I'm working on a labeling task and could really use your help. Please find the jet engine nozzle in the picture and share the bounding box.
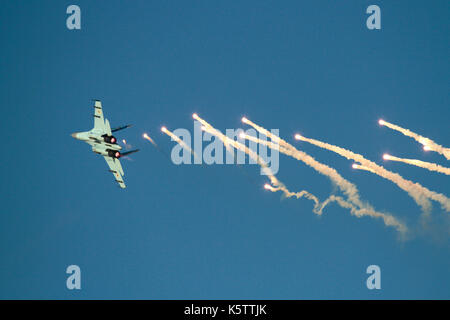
[107,149,121,159]
[103,135,117,144]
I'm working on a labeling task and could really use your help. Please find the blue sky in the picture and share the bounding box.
[0,1,449,299]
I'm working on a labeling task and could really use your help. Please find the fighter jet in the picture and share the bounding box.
[71,100,139,188]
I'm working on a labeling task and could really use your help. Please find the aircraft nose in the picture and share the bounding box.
[71,132,79,139]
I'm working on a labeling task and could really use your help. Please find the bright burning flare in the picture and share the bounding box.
[192,113,199,120]
[241,117,248,124]
[264,183,278,192]
[161,126,167,133]
[294,134,302,140]
[383,154,391,160]
[142,133,157,146]
[378,119,385,126]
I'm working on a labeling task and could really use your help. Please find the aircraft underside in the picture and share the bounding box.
[72,100,139,189]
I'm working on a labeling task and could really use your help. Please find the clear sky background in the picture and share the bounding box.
[0,1,449,299]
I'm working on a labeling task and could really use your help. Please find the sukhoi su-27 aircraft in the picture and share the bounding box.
[71,100,139,188]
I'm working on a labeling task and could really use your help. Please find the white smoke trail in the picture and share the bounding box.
[239,132,406,232]
[143,133,157,147]
[383,154,450,176]
[161,126,198,159]
[143,132,171,160]
[352,163,377,174]
[379,119,450,160]
[241,119,373,212]
[296,134,450,212]
[196,119,317,205]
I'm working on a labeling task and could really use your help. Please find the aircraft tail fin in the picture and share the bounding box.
[104,119,112,135]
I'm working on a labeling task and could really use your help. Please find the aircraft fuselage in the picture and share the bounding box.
[71,129,122,157]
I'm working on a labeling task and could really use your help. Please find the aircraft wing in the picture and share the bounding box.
[93,100,113,135]
[93,100,106,131]
[104,156,126,189]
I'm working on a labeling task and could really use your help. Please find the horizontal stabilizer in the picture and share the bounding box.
[121,149,140,156]
[112,124,133,133]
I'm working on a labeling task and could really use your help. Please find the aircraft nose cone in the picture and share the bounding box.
[71,132,78,139]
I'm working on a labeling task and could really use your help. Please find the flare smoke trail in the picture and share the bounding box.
[143,132,171,160]
[352,163,376,174]
[161,126,198,159]
[240,132,406,232]
[295,134,450,212]
[383,154,450,176]
[193,113,235,155]
[194,114,320,206]
[202,118,400,231]
[379,119,450,160]
[241,118,371,212]
[143,133,157,147]
[263,183,323,207]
